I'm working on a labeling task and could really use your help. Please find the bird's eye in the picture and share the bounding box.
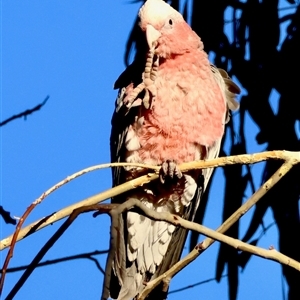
[169,19,173,25]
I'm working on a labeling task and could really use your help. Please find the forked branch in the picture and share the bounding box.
[0,150,299,296]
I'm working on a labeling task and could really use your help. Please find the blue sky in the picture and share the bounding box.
[0,1,291,299]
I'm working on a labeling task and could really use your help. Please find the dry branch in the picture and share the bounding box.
[0,172,158,251]
[122,189,299,299]
[1,150,298,252]
[5,205,101,299]
[0,169,157,295]
[0,96,49,127]
[0,250,108,274]
[76,198,300,299]
[138,158,298,298]
[0,150,299,296]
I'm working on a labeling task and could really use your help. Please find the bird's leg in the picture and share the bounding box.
[123,45,159,111]
[159,160,183,185]
[143,46,158,109]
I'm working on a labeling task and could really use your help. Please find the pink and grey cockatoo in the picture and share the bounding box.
[103,0,240,299]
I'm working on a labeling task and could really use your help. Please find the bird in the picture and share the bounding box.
[102,0,240,299]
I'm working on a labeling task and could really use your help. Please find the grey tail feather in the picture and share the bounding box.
[117,263,143,300]
[145,181,204,299]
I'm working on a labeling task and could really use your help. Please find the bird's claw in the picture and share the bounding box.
[159,160,182,184]
[142,84,157,109]
[123,83,145,108]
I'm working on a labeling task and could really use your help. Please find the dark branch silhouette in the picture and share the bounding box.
[169,274,228,295]
[0,207,16,225]
[0,250,108,274]
[0,96,49,127]
[5,205,100,299]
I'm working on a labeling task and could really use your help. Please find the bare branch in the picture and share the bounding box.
[59,198,299,299]
[0,250,108,274]
[178,150,300,171]
[169,274,228,294]
[0,172,158,252]
[0,162,160,294]
[4,205,100,299]
[1,151,299,252]
[0,206,16,225]
[0,151,299,295]
[138,158,298,299]
[116,195,299,299]
[0,96,49,127]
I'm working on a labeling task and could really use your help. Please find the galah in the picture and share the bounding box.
[103,0,240,299]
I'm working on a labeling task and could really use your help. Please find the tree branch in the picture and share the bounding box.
[138,158,298,299]
[0,206,16,225]
[107,198,299,299]
[0,250,108,274]
[169,274,228,294]
[1,151,298,251]
[0,172,159,251]
[4,205,100,299]
[0,96,49,127]
[0,151,299,296]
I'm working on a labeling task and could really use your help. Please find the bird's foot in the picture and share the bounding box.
[159,160,182,184]
[123,83,145,109]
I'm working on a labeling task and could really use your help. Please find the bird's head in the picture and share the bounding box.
[139,0,203,58]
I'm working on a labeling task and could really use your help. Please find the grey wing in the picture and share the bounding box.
[103,62,145,299]
[110,87,131,189]
[146,173,204,299]
[199,65,241,223]
[102,88,131,300]
[210,65,240,123]
[203,65,241,189]
[110,59,145,189]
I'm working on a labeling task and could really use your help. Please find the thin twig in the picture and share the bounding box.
[0,163,159,294]
[4,205,100,299]
[169,274,228,294]
[0,96,49,127]
[0,250,108,274]
[0,206,16,225]
[0,172,158,251]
